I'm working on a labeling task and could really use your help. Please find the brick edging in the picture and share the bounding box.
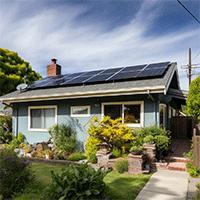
[27,157,82,166]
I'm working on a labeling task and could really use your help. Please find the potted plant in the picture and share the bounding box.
[129,145,143,155]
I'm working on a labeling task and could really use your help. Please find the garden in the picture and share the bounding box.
[0,115,175,199]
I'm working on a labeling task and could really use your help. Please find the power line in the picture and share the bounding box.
[177,0,200,24]
[192,50,200,61]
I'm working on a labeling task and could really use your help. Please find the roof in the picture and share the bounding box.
[0,62,180,104]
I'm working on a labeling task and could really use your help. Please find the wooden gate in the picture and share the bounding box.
[193,125,200,168]
[171,116,198,139]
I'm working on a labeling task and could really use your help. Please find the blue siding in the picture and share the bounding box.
[12,94,160,148]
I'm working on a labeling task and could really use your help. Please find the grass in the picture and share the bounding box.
[14,161,151,200]
[104,171,151,199]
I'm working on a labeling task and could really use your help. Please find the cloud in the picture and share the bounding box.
[0,0,199,90]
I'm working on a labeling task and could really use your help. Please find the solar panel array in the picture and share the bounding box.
[28,61,170,89]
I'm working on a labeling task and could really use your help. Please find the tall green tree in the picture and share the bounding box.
[186,76,200,121]
[0,48,42,96]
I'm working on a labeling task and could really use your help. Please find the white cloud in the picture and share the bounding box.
[0,0,199,90]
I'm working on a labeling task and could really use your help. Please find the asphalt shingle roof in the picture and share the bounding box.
[0,62,177,103]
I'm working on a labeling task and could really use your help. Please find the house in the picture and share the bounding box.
[0,59,187,149]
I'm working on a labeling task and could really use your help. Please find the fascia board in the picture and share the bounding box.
[1,86,165,104]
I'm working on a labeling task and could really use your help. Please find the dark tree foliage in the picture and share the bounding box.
[186,76,200,121]
[0,48,42,95]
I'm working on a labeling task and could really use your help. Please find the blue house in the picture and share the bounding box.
[0,60,187,149]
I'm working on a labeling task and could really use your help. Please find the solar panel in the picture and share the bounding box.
[84,67,123,83]
[64,70,104,85]
[137,68,167,78]
[145,61,170,70]
[109,65,146,81]
[27,61,170,89]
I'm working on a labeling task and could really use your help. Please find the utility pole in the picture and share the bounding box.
[181,48,200,88]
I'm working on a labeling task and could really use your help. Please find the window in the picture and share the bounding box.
[102,101,144,127]
[28,106,57,131]
[159,104,166,128]
[71,106,90,117]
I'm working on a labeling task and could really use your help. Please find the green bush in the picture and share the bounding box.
[112,147,122,158]
[133,125,171,160]
[42,163,110,199]
[115,159,129,174]
[0,115,12,144]
[129,145,143,152]
[66,152,87,161]
[5,132,25,149]
[88,153,97,164]
[49,123,77,152]
[196,181,200,199]
[0,149,34,198]
[186,161,200,178]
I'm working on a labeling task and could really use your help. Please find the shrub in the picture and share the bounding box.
[42,163,110,199]
[0,115,12,143]
[5,132,26,149]
[88,153,97,164]
[133,125,171,160]
[66,152,87,161]
[86,116,135,152]
[186,160,200,178]
[112,147,122,158]
[115,159,129,174]
[196,181,200,199]
[0,149,34,198]
[85,136,101,163]
[129,145,143,152]
[49,123,77,152]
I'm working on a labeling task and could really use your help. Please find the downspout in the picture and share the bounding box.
[147,90,157,125]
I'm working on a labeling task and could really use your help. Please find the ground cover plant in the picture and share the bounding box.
[14,161,151,200]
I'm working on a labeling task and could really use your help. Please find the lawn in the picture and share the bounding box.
[14,161,151,200]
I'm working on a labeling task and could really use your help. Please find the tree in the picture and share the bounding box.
[186,76,200,121]
[0,48,42,96]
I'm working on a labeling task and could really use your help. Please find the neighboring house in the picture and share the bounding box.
[0,59,187,148]
[0,102,12,116]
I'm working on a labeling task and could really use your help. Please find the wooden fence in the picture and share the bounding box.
[171,116,198,139]
[193,125,200,168]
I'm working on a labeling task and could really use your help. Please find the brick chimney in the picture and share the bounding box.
[47,59,61,77]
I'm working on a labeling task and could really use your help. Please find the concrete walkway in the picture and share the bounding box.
[135,170,189,200]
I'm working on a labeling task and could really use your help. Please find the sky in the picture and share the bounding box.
[0,0,200,91]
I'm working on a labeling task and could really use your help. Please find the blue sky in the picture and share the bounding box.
[1,0,200,91]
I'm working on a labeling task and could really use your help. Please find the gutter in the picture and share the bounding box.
[1,86,165,104]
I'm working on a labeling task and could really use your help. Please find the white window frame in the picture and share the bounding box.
[71,106,90,117]
[102,101,144,127]
[28,105,57,131]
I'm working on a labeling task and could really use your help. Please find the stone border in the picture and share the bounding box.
[28,157,82,166]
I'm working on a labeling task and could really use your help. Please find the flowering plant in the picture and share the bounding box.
[0,149,34,198]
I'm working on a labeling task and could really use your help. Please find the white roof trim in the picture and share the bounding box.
[2,86,165,104]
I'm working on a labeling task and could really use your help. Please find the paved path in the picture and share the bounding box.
[135,170,189,200]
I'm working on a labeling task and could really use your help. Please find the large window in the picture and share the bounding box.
[102,101,144,127]
[28,106,57,131]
